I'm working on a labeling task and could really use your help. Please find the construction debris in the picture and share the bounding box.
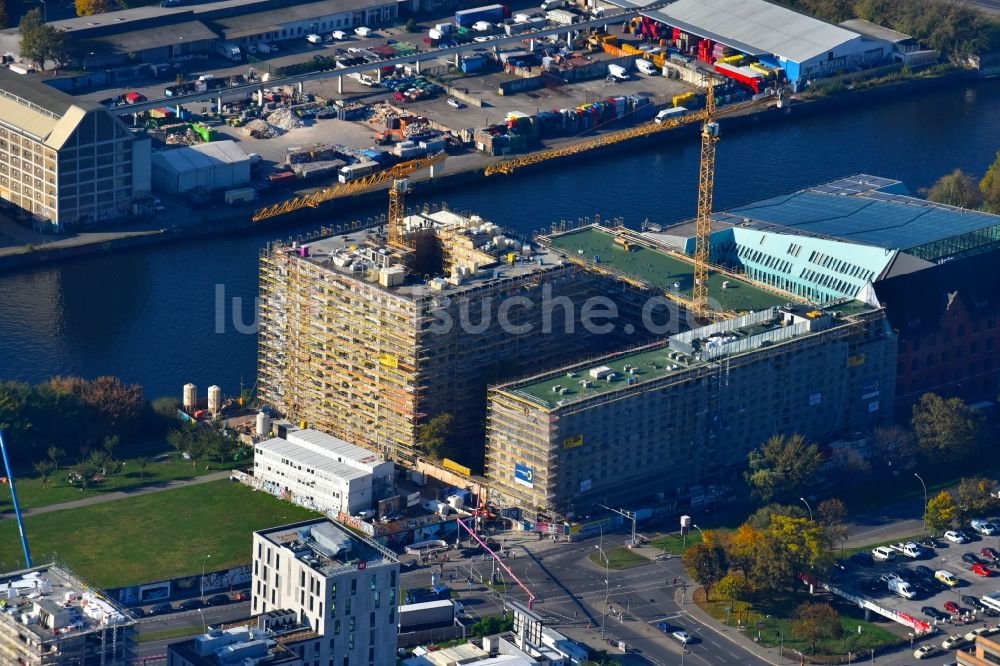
[267,108,306,131]
[368,102,399,127]
[243,119,282,139]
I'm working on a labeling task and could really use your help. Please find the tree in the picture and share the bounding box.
[75,0,112,16]
[0,1,8,29]
[46,446,64,465]
[152,396,181,422]
[745,434,822,504]
[681,541,727,595]
[404,18,418,32]
[69,457,101,492]
[714,572,749,610]
[792,602,842,654]
[926,490,958,534]
[927,169,983,209]
[32,459,57,489]
[757,515,832,592]
[957,477,999,519]
[871,425,918,470]
[167,425,206,468]
[19,9,69,71]
[817,498,849,549]
[415,413,455,461]
[135,456,149,484]
[911,393,985,462]
[982,151,1000,214]
[746,504,806,530]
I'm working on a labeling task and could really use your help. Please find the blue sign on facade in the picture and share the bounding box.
[514,463,534,488]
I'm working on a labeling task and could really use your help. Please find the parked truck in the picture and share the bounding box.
[455,4,511,28]
[398,600,456,630]
[607,63,629,81]
[404,585,450,605]
[215,40,242,62]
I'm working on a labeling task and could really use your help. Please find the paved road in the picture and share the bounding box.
[410,533,776,665]
[133,601,251,663]
[0,470,232,520]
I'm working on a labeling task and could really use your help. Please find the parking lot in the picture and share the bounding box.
[835,530,1000,651]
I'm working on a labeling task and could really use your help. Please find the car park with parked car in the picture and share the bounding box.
[148,602,173,616]
[945,530,969,543]
[972,562,994,576]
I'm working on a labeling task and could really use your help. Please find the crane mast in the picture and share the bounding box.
[692,77,719,320]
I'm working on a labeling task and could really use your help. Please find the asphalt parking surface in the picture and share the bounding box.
[837,534,1000,642]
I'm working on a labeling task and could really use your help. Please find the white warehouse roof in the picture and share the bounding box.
[151,139,249,174]
[644,0,863,64]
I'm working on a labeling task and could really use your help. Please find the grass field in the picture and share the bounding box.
[0,480,317,588]
[695,588,903,659]
[648,530,704,555]
[588,546,649,570]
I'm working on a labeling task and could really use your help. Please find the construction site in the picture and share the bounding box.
[257,195,663,470]
[485,301,897,520]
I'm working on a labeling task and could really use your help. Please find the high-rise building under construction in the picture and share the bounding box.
[257,209,655,469]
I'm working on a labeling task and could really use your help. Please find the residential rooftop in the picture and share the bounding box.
[501,301,875,409]
[0,564,134,641]
[256,519,395,575]
[541,225,792,312]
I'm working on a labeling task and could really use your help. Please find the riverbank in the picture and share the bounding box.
[0,68,984,274]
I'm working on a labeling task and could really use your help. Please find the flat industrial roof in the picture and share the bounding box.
[839,18,913,44]
[85,20,220,52]
[0,67,90,116]
[724,174,1000,255]
[642,0,863,64]
[544,226,791,312]
[212,0,389,36]
[151,140,249,174]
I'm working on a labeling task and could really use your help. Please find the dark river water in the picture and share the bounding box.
[1,79,998,400]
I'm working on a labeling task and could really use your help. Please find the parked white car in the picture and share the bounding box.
[972,519,999,536]
[945,530,969,543]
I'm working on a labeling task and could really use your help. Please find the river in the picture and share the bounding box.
[1,79,998,400]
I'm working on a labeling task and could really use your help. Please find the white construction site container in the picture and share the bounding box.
[207,385,222,415]
[183,383,197,411]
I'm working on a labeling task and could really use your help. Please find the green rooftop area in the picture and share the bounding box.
[546,227,792,312]
[509,344,689,409]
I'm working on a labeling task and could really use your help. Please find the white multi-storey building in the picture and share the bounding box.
[254,428,394,515]
[252,519,400,666]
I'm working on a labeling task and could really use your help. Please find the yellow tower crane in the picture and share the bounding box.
[692,77,719,320]
[252,151,447,223]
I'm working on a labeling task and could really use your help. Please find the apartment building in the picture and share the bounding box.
[252,519,400,666]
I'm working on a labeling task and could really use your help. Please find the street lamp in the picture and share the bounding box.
[914,473,928,531]
[197,607,206,634]
[83,52,95,70]
[799,497,813,521]
[200,554,212,601]
[691,524,705,538]
[594,544,610,639]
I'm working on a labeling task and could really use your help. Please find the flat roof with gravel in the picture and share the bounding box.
[544,226,791,312]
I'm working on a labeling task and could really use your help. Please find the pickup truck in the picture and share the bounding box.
[889,542,924,558]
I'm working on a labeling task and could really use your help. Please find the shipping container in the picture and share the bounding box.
[713,62,763,93]
[398,600,456,630]
[455,4,511,28]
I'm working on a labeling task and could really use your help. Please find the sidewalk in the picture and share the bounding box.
[1,470,232,519]
[680,588,783,665]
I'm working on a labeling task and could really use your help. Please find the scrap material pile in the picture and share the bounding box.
[368,103,399,127]
[267,108,306,131]
[243,119,282,139]
[165,127,201,145]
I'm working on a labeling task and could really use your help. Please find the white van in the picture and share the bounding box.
[331,30,347,40]
[472,21,494,31]
[982,592,1000,612]
[306,33,323,44]
[636,59,659,75]
[887,578,916,599]
[607,63,629,82]
[541,0,566,9]
[871,546,895,562]
[355,26,373,37]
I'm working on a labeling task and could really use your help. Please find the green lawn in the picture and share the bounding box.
[7,454,248,511]
[696,589,903,659]
[0,480,317,588]
[588,546,649,570]
[648,530,705,555]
